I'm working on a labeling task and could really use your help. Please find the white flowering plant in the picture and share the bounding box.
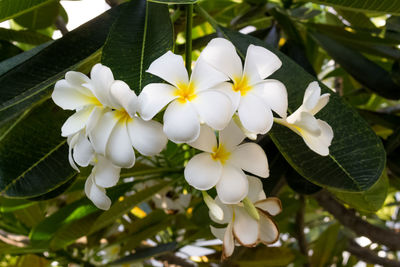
[0,0,394,266]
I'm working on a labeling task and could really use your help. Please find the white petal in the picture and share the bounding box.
[252,79,288,119]
[184,152,222,190]
[238,93,273,134]
[230,143,269,178]
[68,133,80,172]
[61,107,93,137]
[86,106,105,135]
[204,193,224,221]
[301,119,333,156]
[106,118,135,168]
[215,82,241,111]
[85,174,111,210]
[223,222,235,259]
[73,133,94,167]
[311,93,330,115]
[127,117,167,156]
[138,83,177,120]
[243,44,282,83]
[302,81,321,111]
[163,100,200,143]
[210,197,233,224]
[210,225,226,241]
[190,57,229,92]
[255,198,282,216]
[52,80,94,110]
[89,63,115,107]
[216,166,248,204]
[65,71,90,88]
[147,51,189,87]
[188,124,217,153]
[287,111,321,136]
[89,110,119,155]
[219,120,245,151]
[200,38,243,80]
[93,155,121,188]
[258,212,279,244]
[247,175,266,203]
[110,80,138,116]
[232,206,259,246]
[192,90,233,130]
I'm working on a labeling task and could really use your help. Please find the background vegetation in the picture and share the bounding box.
[0,0,399,266]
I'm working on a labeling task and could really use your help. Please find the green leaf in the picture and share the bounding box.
[90,180,173,233]
[13,1,59,30]
[305,0,400,15]
[0,40,23,61]
[0,41,52,76]
[0,28,52,45]
[29,181,134,243]
[147,0,198,4]
[0,0,56,23]
[0,4,124,128]
[310,32,400,99]
[332,170,389,212]
[215,27,385,192]
[310,223,341,267]
[233,247,296,267]
[111,242,177,265]
[101,0,173,94]
[334,8,376,29]
[0,197,34,212]
[0,100,76,198]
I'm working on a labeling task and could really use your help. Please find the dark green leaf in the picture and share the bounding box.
[305,0,400,15]
[217,27,385,192]
[101,0,173,94]
[13,1,59,30]
[0,0,55,23]
[0,40,23,61]
[332,171,388,212]
[0,4,124,128]
[28,176,77,201]
[0,28,52,45]
[232,247,296,267]
[286,168,322,195]
[335,8,375,29]
[0,100,76,198]
[310,32,400,99]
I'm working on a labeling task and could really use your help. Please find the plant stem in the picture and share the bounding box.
[185,4,193,75]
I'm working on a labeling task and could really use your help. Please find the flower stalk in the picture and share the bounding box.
[185,4,193,76]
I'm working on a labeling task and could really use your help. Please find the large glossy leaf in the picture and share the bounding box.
[306,0,400,15]
[332,171,388,212]
[310,32,400,99]
[101,0,173,94]
[216,27,385,192]
[0,0,54,23]
[0,4,124,128]
[13,1,60,30]
[0,28,52,45]
[0,100,76,198]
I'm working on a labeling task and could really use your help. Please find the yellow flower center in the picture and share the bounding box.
[232,75,252,96]
[174,82,197,103]
[114,109,133,124]
[88,96,102,106]
[211,144,231,165]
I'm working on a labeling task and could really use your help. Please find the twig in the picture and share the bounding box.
[295,195,309,267]
[347,240,400,267]
[314,191,400,250]
[55,16,68,36]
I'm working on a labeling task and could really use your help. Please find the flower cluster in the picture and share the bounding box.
[52,37,333,257]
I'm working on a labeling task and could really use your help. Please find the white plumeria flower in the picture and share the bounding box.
[82,65,168,168]
[85,155,121,210]
[138,51,233,143]
[200,38,288,136]
[274,81,333,156]
[184,120,269,204]
[209,176,282,259]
